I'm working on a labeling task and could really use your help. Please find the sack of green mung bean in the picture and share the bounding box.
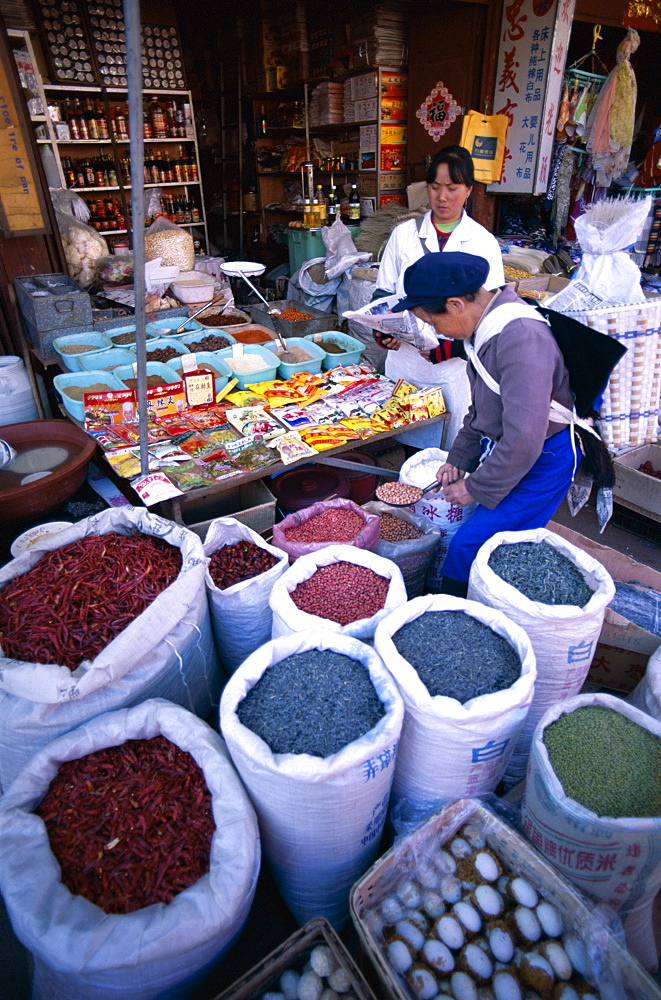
[373,594,536,813]
[522,692,661,972]
[362,501,443,598]
[468,527,615,788]
[203,517,289,673]
[220,629,404,928]
[628,645,661,720]
[269,543,407,640]
[0,507,221,792]
[0,698,261,1000]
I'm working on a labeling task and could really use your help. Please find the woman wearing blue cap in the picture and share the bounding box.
[392,251,577,598]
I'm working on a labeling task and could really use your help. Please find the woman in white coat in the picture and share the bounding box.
[373,146,505,447]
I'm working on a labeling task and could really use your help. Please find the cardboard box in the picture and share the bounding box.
[549,521,661,693]
[614,444,661,519]
[180,480,276,541]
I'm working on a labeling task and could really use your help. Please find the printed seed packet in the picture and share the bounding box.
[161,461,219,491]
[150,442,192,465]
[225,406,285,440]
[187,406,233,430]
[155,413,198,438]
[393,378,418,398]
[105,448,158,478]
[83,389,136,429]
[178,433,229,462]
[270,432,318,465]
[230,439,279,470]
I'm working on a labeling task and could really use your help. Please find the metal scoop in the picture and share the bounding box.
[375,479,439,507]
[231,268,299,365]
[176,293,228,333]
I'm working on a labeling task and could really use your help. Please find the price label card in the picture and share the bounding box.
[181,352,197,372]
[183,370,214,408]
[231,343,244,357]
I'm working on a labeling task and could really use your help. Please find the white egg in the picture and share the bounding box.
[474,852,500,883]
[539,941,572,980]
[450,970,479,1000]
[563,935,590,978]
[310,945,337,978]
[435,850,458,874]
[319,990,341,1000]
[397,877,423,909]
[510,878,538,909]
[262,993,285,1000]
[463,942,493,981]
[436,914,466,950]
[405,909,429,932]
[422,936,455,973]
[387,939,413,974]
[362,909,383,939]
[474,884,504,917]
[513,906,542,943]
[395,919,425,952]
[450,837,473,859]
[535,900,563,938]
[488,927,514,963]
[327,967,350,993]
[418,862,441,889]
[554,988,580,1000]
[462,823,486,849]
[422,889,446,919]
[453,901,482,935]
[492,970,523,1000]
[441,875,463,904]
[298,970,323,1000]
[517,952,554,993]
[280,969,300,999]
[407,964,438,999]
[381,895,406,924]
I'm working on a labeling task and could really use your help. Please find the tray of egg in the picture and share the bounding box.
[350,798,661,1000]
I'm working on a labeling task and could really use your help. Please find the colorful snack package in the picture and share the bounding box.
[271,431,318,465]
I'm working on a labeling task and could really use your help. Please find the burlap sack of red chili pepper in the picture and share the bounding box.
[0,507,221,792]
[0,699,260,1000]
[203,516,288,674]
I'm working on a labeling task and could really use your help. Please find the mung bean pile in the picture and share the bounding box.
[392,611,521,703]
[488,541,594,607]
[290,561,389,624]
[237,649,384,756]
[543,706,661,818]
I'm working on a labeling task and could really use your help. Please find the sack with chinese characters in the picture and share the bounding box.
[468,528,615,787]
[628,645,661,720]
[459,110,509,184]
[522,692,661,971]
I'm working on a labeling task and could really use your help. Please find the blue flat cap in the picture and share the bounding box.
[391,251,490,312]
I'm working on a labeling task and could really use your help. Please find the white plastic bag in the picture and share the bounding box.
[57,210,109,287]
[628,645,661,719]
[203,517,289,673]
[219,630,404,927]
[321,218,371,280]
[272,497,380,562]
[374,595,536,812]
[289,257,339,313]
[468,527,616,786]
[394,357,471,452]
[399,448,477,590]
[0,698,260,1000]
[0,509,220,792]
[522,692,661,971]
[269,543,407,640]
[362,501,442,598]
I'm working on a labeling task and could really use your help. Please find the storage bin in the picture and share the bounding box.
[246,299,338,338]
[287,226,360,275]
[79,347,137,372]
[144,337,189,363]
[113,361,182,389]
[273,336,326,378]
[304,330,364,369]
[180,480,277,540]
[168,352,232,396]
[106,324,139,347]
[53,331,113,372]
[216,343,279,388]
[178,330,237,352]
[14,273,93,358]
[613,443,661,518]
[53,370,126,422]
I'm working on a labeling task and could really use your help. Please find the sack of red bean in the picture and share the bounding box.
[272,498,380,562]
[269,543,407,641]
[0,508,221,792]
[0,698,260,1000]
[362,500,443,599]
[220,630,404,927]
[203,517,289,673]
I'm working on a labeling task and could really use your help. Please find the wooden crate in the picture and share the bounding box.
[614,444,661,522]
[350,798,661,1000]
[210,916,377,1000]
[179,480,276,541]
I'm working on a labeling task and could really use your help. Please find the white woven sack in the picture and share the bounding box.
[269,543,407,640]
[0,508,220,792]
[374,595,536,812]
[204,517,288,673]
[362,501,442,598]
[394,357,472,452]
[0,698,260,1000]
[399,447,476,590]
[468,527,615,786]
[522,692,661,971]
[219,630,404,927]
[628,645,661,719]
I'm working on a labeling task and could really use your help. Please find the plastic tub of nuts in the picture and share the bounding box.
[210,916,377,1000]
[350,798,661,1000]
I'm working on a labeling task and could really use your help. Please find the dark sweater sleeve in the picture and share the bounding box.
[429,339,467,364]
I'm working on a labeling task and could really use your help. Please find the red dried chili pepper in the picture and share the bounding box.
[208,540,277,590]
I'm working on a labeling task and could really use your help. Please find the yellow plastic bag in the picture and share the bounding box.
[460,111,509,184]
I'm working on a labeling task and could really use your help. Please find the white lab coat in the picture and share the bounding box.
[376,210,505,447]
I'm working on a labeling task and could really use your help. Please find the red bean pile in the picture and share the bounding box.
[379,512,425,542]
[284,508,366,543]
[208,540,278,590]
[37,735,215,914]
[290,561,389,624]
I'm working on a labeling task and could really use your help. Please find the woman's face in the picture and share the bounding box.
[427,163,472,225]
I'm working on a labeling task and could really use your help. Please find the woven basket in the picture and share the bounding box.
[566,298,661,452]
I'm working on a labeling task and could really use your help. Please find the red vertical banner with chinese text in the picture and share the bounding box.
[488,0,576,195]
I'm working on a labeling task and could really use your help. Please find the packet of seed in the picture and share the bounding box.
[150,442,192,465]
[160,460,219,491]
[155,413,198,438]
[422,386,446,417]
[393,378,418,398]
[144,381,186,419]
[270,431,318,465]
[105,448,157,479]
[85,423,134,450]
[178,432,229,462]
[339,417,376,438]
[83,389,136,429]
[187,406,232,430]
[231,439,279,470]
[225,406,286,440]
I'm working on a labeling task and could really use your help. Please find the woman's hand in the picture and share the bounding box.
[442,479,474,507]
[373,331,401,351]
[436,463,464,487]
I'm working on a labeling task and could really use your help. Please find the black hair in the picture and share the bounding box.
[426,145,474,187]
[420,291,478,314]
